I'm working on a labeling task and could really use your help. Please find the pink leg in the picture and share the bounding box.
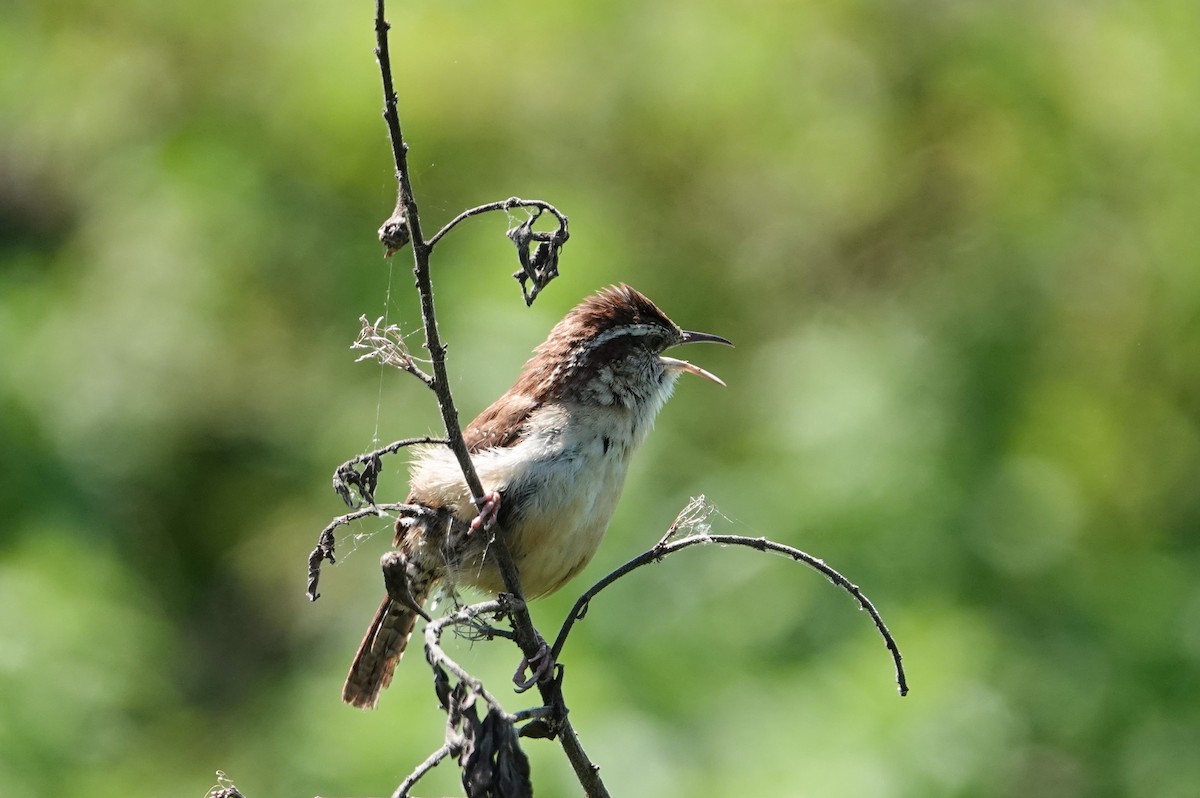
[513,638,556,693]
[470,490,501,532]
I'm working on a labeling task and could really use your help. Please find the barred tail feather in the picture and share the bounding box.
[342,592,426,709]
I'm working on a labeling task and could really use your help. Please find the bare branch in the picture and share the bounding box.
[368,3,605,793]
[306,502,418,602]
[424,197,569,305]
[551,498,910,698]
[371,0,541,679]
[423,600,514,713]
[390,743,453,798]
[427,196,569,250]
[373,2,481,509]
[332,436,447,508]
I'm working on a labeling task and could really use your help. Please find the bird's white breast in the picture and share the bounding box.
[409,402,653,597]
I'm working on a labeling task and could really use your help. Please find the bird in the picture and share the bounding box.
[342,284,731,708]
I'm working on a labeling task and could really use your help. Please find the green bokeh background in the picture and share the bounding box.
[3,1,1198,796]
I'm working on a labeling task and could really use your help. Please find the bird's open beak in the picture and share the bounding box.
[662,329,734,386]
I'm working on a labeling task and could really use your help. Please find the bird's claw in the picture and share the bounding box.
[470,490,501,532]
[513,640,555,693]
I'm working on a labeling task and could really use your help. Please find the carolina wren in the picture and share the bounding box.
[343,284,731,708]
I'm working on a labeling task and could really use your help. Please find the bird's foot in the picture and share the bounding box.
[470,490,501,532]
[513,638,556,693]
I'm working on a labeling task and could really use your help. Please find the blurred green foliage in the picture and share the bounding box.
[3,0,1199,796]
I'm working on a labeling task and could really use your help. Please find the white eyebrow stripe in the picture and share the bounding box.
[581,324,663,352]
[559,323,674,382]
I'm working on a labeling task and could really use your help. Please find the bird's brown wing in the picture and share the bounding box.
[462,391,540,452]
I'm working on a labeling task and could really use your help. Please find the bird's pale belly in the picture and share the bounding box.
[458,433,630,597]
[408,402,648,599]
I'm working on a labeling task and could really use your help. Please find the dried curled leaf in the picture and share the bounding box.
[460,705,532,798]
[431,665,532,798]
[508,210,568,306]
[333,452,382,507]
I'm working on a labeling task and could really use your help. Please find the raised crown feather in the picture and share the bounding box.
[524,285,678,386]
[554,284,679,342]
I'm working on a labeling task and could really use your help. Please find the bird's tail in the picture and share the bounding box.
[342,562,434,709]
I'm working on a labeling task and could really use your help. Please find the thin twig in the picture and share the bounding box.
[373,3,481,507]
[306,502,416,601]
[424,600,514,713]
[390,742,454,798]
[551,531,910,698]
[338,436,448,471]
[427,196,569,250]
[331,436,448,508]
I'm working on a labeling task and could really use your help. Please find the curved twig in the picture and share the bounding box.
[551,532,909,697]
[306,502,418,601]
[423,600,514,713]
[332,436,448,508]
[390,742,454,798]
[340,436,448,469]
[427,196,570,250]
